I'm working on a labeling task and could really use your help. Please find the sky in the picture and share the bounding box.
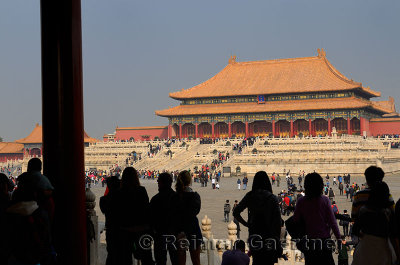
[1,0,399,141]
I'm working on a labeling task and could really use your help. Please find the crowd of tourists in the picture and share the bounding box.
[3,157,400,265]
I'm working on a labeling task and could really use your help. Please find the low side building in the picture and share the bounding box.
[114,126,168,141]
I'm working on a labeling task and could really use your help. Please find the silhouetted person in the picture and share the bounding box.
[292,173,340,265]
[221,240,249,265]
[352,181,397,265]
[2,182,52,265]
[233,171,282,265]
[111,167,154,265]
[175,171,202,265]
[351,166,394,221]
[15,158,54,221]
[150,173,178,265]
[224,200,231,222]
[100,175,121,265]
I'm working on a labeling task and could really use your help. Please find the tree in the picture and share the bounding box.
[0,136,3,142]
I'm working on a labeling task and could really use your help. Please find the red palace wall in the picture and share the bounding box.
[369,120,400,136]
[114,126,168,141]
[0,153,23,163]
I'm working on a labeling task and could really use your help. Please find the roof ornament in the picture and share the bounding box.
[317,48,326,58]
[35,123,39,127]
[228,55,237,64]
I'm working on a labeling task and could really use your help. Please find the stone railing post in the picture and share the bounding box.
[227,221,237,248]
[85,188,99,265]
[201,216,215,265]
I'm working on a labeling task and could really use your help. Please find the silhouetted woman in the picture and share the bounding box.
[233,171,282,265]
[175,171,202,265]
[112,167,154,265]
[292,173,340,265]
[353,181,397,265]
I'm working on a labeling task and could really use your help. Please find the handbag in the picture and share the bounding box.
[285,216,307,252]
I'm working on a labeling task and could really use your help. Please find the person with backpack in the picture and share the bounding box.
[233,171,282,265]
[339,210,350,237]
[331,201,339,215]
[328,187,335,204]
[224,200,231,222]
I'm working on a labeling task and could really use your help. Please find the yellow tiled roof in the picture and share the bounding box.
[169,49,380,99]
[15,124,98,144]
[156,97,390,117]
[0,142,24,154]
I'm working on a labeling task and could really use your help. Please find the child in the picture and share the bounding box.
[337,236,349,265]
[216,182,220,189]
[237,178,241,190]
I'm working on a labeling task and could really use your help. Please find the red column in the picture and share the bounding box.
[328,118,331,136]
[290,120,294,137]
[272,121,275,137]
[309,119,312,137]
[347,118,351,135]
[40,0,87,263]
[245,122,249,137]
[40,147,43,157]
[168,124,171,139]
[211,123,215,138]
[179,123,182,139]
[195,123,198,139]
[228,122,231,138]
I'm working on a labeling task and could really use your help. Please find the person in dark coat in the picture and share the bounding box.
[150,173,178,265]
[233,171,282,265]
[175,171,202,265]
[110,167,154,265]
[100,176,121,265]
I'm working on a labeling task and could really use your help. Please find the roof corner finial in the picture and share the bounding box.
[35,123,39,127]
[317,48,326,58]
[228,55,237,64]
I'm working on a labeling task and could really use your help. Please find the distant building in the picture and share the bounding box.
[0,123,98,162]
[155,49,400,138]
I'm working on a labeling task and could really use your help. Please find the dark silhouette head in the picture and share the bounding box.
[252,171,272,193]
[234,240,246,252]
[121,167,140,189]
[226,200,229,203]
[368,181,391,208]
[304,173,323,198]
[175,170,191,193]
[27,158,42,172]
[157,172,173,191]
[106,175,121,193]
[364,166,385,187]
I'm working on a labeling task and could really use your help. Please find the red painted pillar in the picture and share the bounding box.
[40,0,87,263]
[309,119,312,137]
[40,147,43,157]
[290,120,294,137]
[168,124,171,139]
[245,122,249,137]
[328,118,331,136]
[228,122,231,138]
[347,118,351,135]
[211,123,215,138]
[179,123,182,139]
[272,121,275,137]
[195,123,198,139]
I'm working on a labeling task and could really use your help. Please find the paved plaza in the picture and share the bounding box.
[92,171,400,264]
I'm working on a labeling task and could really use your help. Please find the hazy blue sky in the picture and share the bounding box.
[1,0,399,141]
